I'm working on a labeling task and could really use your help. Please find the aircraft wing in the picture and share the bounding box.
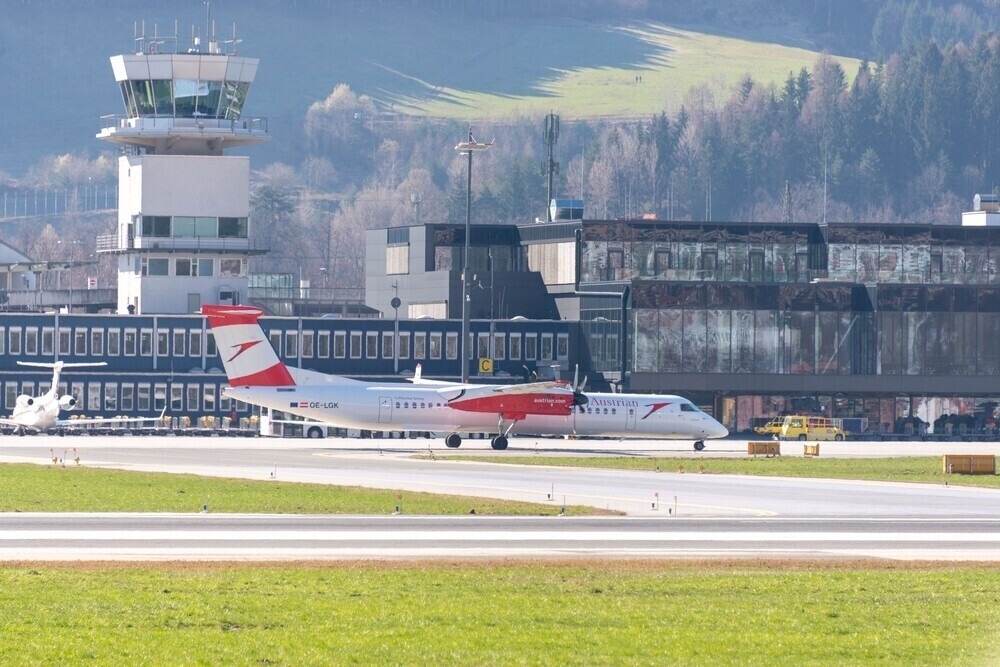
[0,417,42,432]
[440,381,580,418]
[55,407,168,428]
[406,363,460,386]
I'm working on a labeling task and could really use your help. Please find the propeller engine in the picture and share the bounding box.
[58,395,77,411]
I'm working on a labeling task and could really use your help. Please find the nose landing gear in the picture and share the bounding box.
[693,440,705,451]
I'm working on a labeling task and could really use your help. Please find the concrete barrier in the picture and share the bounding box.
[748,441,780,457]
[803,443,820,457]
[942,455,996,475]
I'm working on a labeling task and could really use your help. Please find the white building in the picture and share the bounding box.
[96,31,268,314]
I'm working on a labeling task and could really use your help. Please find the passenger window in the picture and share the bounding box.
[396,402,400,409]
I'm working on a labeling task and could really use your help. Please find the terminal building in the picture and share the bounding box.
[367,195,1000,437]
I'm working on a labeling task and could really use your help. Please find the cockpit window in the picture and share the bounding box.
[680,403,697,412]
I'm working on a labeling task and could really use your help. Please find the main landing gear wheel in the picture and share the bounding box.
[693,440,705,451]
[445,433,462,448]
[491,435,509,450]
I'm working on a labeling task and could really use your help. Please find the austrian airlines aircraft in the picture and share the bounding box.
[204,305,728,450]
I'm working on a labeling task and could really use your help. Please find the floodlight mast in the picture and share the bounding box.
[454,127,493,383]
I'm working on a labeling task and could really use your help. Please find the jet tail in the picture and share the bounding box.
[202,305,295,386]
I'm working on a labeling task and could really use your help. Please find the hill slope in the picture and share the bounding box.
[0,2,858,174]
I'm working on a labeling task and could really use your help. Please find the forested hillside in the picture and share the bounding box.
[2,1,999,295]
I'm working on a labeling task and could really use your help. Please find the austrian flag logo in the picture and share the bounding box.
[290,401,309,408]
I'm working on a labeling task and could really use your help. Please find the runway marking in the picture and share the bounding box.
[304,458,775,516]
[4,530,1000,542]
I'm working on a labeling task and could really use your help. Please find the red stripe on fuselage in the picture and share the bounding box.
[449,393,574,416]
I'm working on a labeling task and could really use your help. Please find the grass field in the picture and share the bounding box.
[439,455,1000,489]
[2,561,999,665]
[0,463,598,515]
[396,23,861,119]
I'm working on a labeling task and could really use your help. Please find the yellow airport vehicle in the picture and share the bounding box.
[754,418,785,436]
[779,416,846,441]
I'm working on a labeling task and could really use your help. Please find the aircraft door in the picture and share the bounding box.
[626,406,637,431]
[378,396,392,424]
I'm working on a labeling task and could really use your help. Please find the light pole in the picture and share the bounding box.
[391,282,400,375]
[454,127,493,382]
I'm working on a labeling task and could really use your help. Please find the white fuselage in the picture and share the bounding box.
[10,393,61,431]
[225,384,729,440]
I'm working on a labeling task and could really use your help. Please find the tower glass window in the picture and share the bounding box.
[152,80,173,115]
[219,217,248,238]
[222,81,250,120]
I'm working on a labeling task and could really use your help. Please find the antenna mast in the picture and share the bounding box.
[543,113,560,222]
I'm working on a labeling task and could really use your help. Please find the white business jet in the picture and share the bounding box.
[0,361,165,435]
[204,305,728,450]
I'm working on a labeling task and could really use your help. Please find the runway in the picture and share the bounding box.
[5,435,999,518]
[2,435,1000,561]
[2,515,999,561]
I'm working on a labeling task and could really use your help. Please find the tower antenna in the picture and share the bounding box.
[542,113,560,222]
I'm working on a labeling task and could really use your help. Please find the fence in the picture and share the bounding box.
[1,186,118,219]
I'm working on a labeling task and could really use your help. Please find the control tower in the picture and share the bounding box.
[96,22,267,314]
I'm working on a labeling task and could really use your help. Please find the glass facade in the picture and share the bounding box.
[119,79,249,120]
[139,215,248,239]
[577,220,1000,436]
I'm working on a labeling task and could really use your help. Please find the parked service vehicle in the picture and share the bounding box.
[754,418,786,437]
[779,416,846,441]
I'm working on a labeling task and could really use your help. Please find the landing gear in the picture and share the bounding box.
[693,440,705,451]
[445,433,462,448]
[306,426,325,439]
[490,415,517,451]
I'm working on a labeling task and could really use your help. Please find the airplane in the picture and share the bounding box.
[0,360,166,435]
[454,128,494,153]
[204,305,729,450]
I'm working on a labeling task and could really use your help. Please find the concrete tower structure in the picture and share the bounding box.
[96,24,267,314]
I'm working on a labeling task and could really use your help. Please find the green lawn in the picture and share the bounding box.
[0,463,597,515]
[438,455,1000,488]
[399,23,860,119]
[1,562,999,665]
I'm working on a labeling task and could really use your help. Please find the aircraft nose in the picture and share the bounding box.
[705,417,728,439]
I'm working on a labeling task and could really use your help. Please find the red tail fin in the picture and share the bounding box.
[202,305,295,386]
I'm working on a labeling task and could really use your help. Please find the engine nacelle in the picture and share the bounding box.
[59,395,77,411]
[16,395,33,407]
